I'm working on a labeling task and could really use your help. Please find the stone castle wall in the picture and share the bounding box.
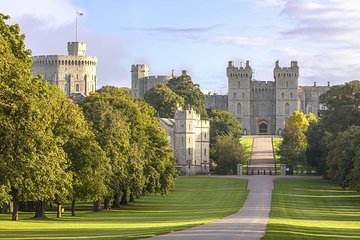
[32,42,97,99]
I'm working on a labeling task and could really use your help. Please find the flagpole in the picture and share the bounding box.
[75,11,78,42]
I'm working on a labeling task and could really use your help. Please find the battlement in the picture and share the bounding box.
[252,80,275,88]
[227,60,251,70]
[68,42,86,56]
[32,55,97,66]
[175,108,201,121]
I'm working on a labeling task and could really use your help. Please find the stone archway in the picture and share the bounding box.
[258,120,269,135]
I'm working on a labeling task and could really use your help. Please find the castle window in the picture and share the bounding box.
[64,83,68,93]
[188,137,190,144]
[307,103,313,114]
[261,103,265,115]
[233,92,236,99]
[286,81,289,87]
[281,92,284,99]
[285,103,290,114]
[188,148,191,155]
[204,132,207,139]
[237,103,242,115]
[76,84,80,92]
[204,148,207,156]
[290,92,293,98]
[238,81,240,88]
[242,92,245,98]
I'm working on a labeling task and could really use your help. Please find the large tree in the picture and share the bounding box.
[144,84,184,118]
[319,81,360,133]
[167,73,206,116]
[278,111,316,167]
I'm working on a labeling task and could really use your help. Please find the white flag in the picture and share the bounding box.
[76,11,84,16]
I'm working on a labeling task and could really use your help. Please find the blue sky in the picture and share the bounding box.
[2,0,360,92]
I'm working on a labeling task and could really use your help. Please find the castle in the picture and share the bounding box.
[132,61,330,135]
[31,41,97,101]
[160,109,210,175]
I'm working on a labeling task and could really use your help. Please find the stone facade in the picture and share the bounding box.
[205,94,228,111]
[225,60,330,135]
[32,42,97,101]
[159,109,210,175]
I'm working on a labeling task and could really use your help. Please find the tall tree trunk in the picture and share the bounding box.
[120,189,128,205]
[33,200,47,219]
[129,192,134,202]
[104,198,111,210]
[93,200,101,212]
[112,193,121,209]
[136,191,140,199]
[12,200,19,221]
[57,203,62,218]
[71,200,76,216]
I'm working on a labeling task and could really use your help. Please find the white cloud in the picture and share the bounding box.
[209,35,267,46]
[1,0,78,28]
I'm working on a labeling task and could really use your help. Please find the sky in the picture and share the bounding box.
[1,0,360,92]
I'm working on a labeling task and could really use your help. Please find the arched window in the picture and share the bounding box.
[238,81,240,88]
[290,92,293,99]
[237,103,242,115]
[286,81,289,87]
[261,103,265,115]
[242,92,245,98]
[64,83,68,93]
[204,148,207,156]
[233,92,236,99]
[307,103,313,114]
[281,92,284,99]
[285,103,290,114]
[188,148,191,155]
[76,84,80,92]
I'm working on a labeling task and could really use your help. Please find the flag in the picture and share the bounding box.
[76,11,84,16]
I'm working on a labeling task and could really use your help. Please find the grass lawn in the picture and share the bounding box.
[263,178,360,240]
[240,137,253,159]
[0,177,247,240]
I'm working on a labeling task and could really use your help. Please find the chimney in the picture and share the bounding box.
[327,81,330,87]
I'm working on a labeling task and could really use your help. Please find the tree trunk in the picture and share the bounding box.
[12,200,19,221]
[120,189,128,205]
[136,191,140,199]
[104,198,111,210]
[93,200,101,212]
[33,200,47,219]
[129,192,134,202]
[57,203,62,218]
[112,193,121,209]
[71,200,76,216]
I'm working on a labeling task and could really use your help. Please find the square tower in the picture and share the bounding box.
[274,61,300,134]
[227,60,252,135]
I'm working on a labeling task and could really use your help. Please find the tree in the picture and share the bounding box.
[326,126,360,188]
[206,108,242,146]
[305,121,327,175]
[319,81,360,133]
[167,73,206,116]
[144,84,184,118]
[0,14,74,220]
[278,111,311,167]
[211,134,246,174]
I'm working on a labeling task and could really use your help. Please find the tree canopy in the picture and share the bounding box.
[144,83,184,118]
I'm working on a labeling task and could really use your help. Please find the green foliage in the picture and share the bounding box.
[326,126,360,188]
[144,84,184,118]
[0,177,248,239]
[278,111,311,166]
[305,121,327,175]
[319,81,360,133]
[167,74,206,116]
[81,86,178,201]
[264,178,360,240]
[211,134,246,174]
[206,108,242,146]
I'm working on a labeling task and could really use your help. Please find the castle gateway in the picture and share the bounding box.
[226,60,329,135]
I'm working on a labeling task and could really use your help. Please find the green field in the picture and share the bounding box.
[263,178,360,240]
[240,137,253,159]
[0,177,247,240]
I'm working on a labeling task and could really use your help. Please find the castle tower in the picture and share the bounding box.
[131,64,149,98]
[174,109,209,175]
[274,61,299,134]
[227,60,252,135]
[31,41,97,101]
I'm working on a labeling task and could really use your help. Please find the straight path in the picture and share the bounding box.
[142,175,274,240]
[249,136,275,172]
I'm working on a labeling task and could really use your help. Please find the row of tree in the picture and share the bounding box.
[278,81,360,191]
[0,14,177,221]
